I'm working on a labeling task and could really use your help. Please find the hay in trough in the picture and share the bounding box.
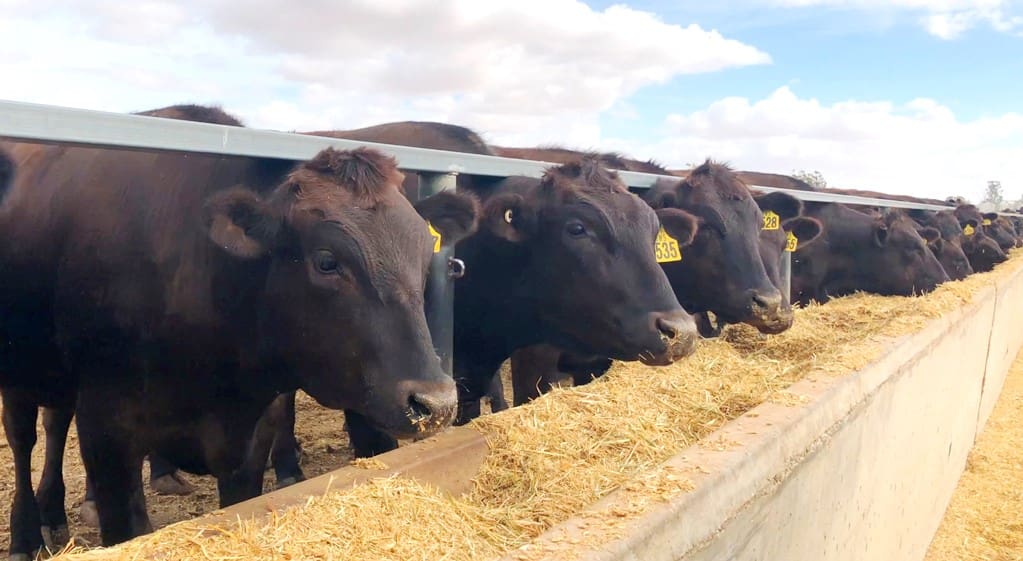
[924,348,1023,561]
[54,251,1022,561]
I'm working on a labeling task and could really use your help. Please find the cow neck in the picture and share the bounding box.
[453,230,540,359]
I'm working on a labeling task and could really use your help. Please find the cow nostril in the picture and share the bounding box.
[406,395,433,424]
[751,290,782,310]
[752,293,770,308]
[656,317,683,339]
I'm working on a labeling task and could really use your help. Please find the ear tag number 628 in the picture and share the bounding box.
[655,228,682,263]
[763,211,780,231]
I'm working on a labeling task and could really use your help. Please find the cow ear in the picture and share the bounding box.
[783,217,822,247]
[641,180,680,210]
[482,193,532,242]
[961,217,979,229]
[755,192,802,221]
[929,237,945,253]
[983,212,999,221]
[203,188,279,259]
[919,226,941,244]
[656,208,698,248]
[414,192,479,248]
[872,223,889,247]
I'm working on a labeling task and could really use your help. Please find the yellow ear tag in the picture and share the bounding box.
[785,231,799,252]
[762,211,780,231]
[655,228,682,263]
[427,222,442,253]
[982,218,992,226]
[963,224,976,236]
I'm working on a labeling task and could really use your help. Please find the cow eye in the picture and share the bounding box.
[314,250,339,273]
[565,222,587,238]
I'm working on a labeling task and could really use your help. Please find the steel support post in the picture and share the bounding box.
[419,172,459,376]
[782,250,792,305]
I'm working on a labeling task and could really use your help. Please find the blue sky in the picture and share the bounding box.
[612,2,1023,119]
[1,0,1021,202]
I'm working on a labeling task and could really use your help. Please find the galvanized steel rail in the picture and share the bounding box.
[0,99,984,212]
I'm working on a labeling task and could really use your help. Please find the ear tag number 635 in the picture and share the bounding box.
[655,227,682,263]
[785,231,799,252]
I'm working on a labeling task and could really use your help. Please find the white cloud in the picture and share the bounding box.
[634,87,1023,203]
[769,0,1023,38]
[0,0,768,145]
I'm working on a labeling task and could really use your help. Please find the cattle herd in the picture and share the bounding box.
[0,104,1020,560]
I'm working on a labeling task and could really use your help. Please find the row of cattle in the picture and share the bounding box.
[0,105,1018,559]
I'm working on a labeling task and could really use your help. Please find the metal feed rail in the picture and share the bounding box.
[0,100,984,209]
[0,99,1015,368]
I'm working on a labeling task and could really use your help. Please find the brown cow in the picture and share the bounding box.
[791,204,949,305]
[495,151,789,333]
[310,122,501,195]
[256,134,701,484]
[0,107,478,552]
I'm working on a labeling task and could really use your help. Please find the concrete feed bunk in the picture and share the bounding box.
[55,252,1023,561]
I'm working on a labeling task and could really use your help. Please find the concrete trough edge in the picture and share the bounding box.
[203,423,488,528]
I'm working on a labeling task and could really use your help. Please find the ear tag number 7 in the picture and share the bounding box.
[427,222,442,253]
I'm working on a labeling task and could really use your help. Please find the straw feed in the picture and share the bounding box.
[924,348,1023,561]
[54,251,1022,561]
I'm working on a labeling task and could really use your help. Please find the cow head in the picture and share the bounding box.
[867,212,949,295]
[479,158,699,365]
[954,205,1008,272]
[203,147,478,440]
[958,218,1007,272]
[981,213,1018,251]
[753,192,822,332]
[917,226,973,281]
[643,161,789,334]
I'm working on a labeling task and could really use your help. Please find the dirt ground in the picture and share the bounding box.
[0,392,354,555]
[0,367,514,557]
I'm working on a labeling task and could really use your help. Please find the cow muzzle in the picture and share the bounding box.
[744,289,787,331]
[640,310,698,366]
[395,379,458,437]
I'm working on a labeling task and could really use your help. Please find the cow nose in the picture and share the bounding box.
[400,379,457,434]
[643,310,698,365]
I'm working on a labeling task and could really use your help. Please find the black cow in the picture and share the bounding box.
[792,204,949,305]
[505,165,822,407]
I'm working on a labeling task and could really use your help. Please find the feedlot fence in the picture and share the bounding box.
[0,99,1013,372]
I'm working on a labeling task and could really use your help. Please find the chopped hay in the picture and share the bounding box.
[54,251,1023,561]
[351,458,389,470]
[924,348,1023,561]
[58,477,519,561]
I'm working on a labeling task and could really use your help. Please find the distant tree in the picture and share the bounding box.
[1004,196,1023,211]
[792,169,828,189]
[982,180,1004,208]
